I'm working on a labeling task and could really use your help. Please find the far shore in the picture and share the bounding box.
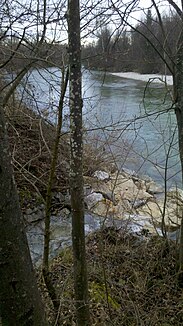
[110,71,173,86]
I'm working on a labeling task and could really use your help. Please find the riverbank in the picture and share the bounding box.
[7,96,183,325]
[24,166,183,265]
[40,227,182,325]
[110,71,173,85]
[8,102,181,264]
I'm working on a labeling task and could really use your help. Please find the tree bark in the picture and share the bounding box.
[0,98,47,325]
[175,25,183,276]
[42,67,69,313]
[67,0,90,325]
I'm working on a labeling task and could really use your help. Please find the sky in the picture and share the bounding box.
[2,0,182,44]
[132,0,182,20]
[80,0,183,44]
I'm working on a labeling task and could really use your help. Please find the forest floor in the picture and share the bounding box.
[39,227,183,326]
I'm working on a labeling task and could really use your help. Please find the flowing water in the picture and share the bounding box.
[19,67,181,187]
[18,67,181,263]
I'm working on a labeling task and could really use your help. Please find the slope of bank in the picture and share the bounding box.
[41,227,183,325]
[5,97,183,325]
[7,101,182,265]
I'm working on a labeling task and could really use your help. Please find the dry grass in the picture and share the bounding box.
[6,102,70,199]
[6,102,109,205]
[39,227,183,325]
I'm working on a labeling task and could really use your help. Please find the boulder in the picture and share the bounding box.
[111,175,152,202]
[121,167,138,177]
[93,170,110,181]
[23,206,45,224]
[85,169,183,230]
[137,195,183,228]
[168,187,183,201]
[60,208,71,218]
[85,192,104,210]
[91,200,127,219]
[123,213,158,234]
[146,181,164,195]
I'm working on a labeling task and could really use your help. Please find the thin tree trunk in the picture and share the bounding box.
[174,26,183,277]
[42,67,69,312]
[0,97,48,325]
[67,0,90,324]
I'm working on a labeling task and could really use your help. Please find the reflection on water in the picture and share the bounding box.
[19,67,181,187]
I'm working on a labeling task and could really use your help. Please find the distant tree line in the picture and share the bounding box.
[82,10,181,74]
[0,36,66,71]
[0,9,180,75]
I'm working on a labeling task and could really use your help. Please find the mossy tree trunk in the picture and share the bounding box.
[0,98,48,325]
[174,22,183,276]
[67,0,90,325]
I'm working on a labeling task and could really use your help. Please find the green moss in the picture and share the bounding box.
[19,188,33,203]
[19,188,44,207]
[58,247,73,265]
[89,281,120,310]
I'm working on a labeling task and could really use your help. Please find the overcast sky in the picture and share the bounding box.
[3,0,182,44]
[128,0,182,25]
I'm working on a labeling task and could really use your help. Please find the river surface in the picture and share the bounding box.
[19,67,181,187]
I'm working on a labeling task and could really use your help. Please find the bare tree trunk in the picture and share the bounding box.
[0,97,47,325]
[174,26,183,277]
[67,0,90,324]
[42,67,69,312]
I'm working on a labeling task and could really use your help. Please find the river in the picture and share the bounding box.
[19,67,181,187]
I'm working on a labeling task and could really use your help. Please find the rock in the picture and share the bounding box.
[130,199,149,209]
[84,184,92,196]
[113,177,152,202]
[133,178,146,190]
[93,170,110,181]
[96,191,115,203]
[91,200,125,218]
[60,208,71,218]
[137,196,183,228]
[137,201,162,221]
[24,206,45,224]
[84,171,156,219]
[167,228,181,242]
[85,192,104,210]
[84,176,112,195]
[146,181,164,194]
[85,169,183,230]
[123,213,157,234]
[121,167,138,177]
[140,174,153,183]
[52,192,66,202]
[168,187,183,201]
[25,208,33,215]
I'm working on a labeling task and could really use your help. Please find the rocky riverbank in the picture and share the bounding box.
[84,168,182,232]
[7,101,182,264]
[24,166,182,265]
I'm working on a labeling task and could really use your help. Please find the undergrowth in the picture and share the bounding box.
[39,227,183,325]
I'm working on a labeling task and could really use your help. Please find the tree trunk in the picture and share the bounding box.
[0,98,47,325]
[174,26,183,276]
[42,68,69,313]
[67,0,90,325]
